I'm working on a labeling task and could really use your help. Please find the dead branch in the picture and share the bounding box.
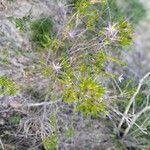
[123,105,150,138]
[118,72,150,130]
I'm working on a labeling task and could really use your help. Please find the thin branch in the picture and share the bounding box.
[118,72,150,130]
[112,77,123,95]
[24,100,60,108]
[0,138,4,150]
[123,105,150,138]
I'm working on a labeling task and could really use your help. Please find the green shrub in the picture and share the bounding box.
[30,17,54,48]
[9,15,31,32]
[1,0,148,149]
[0,76,18,96]
[65,127,75,138]
[9,114,21,125]
[33,1,133,117]
[42,134,58,150]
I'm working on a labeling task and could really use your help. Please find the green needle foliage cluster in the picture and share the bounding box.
[9,15,31,32]
[30,17,54,48]
[0,76,18,96]
[61,75,106,116]
[42,134,58,150]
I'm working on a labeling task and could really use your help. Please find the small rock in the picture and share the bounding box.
[0,118,5,125]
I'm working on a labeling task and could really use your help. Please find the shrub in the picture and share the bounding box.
[30,17,54,48]
[2,0,147,149]
[0,76,18,96]
[42,134,58,150]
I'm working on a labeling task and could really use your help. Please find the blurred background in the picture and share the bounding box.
[120,0,150,78]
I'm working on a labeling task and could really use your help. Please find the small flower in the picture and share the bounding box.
[104,22,118,38]
[52,62,61,73]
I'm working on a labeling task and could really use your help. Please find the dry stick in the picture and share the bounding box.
[0,138,4,150]
[123,105,150,138]
[118,72,150,131]
[69,36,99,54]
[16,100,60,108]
[112,78,123,95]
[41,90,51,138]
[25,101,59,107]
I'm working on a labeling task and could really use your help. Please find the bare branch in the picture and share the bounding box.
[123,105,150,138]
[0,138,4,150]
[118,72,150,130]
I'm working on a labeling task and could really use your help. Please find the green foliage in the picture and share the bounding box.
[42,134,58,150]
[0,76,18,96]
[76,98,107,116]
[107,55,126,66]
[53,52,108,117]
[62,75,106,116]
[77,77,106,116]
[99,19,133,46]
[116,79,149,111]
[77,51,106,75]
[26,0,136,119]
[122,0,146,24]
[50,38,64,52]
[68,0,89,8]
[102,0,146,24]
[101,0,124,21]
[68,0,145,37]
[117,19,133,45]
[30,17,54,48]
[49,113,56,127]
[1,0,147,149]
[114,138,127,150]
[67,0,100,31]
[65,127,75,138]
[37,60,53,77]
[75,0,90,15]
[9,15,31,32]
[0,58,11,65]
[78,77,105,99]
[67,0,134,46]
[0,48,11,65]
[113,78,135,111]
[9,114,21,125]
